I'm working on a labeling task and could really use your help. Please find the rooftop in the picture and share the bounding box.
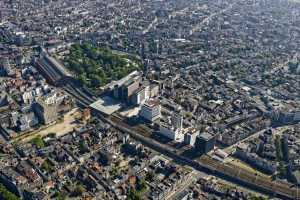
[102,70,140,90]
[198,132,214,141]
[89,96,122,115]
[144,99,160,108]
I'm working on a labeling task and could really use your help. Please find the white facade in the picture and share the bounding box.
[137,85,150,105]
[184,130,199,146]
[145,86,150,102]
[139,100,161,122]
[150,84,159,97]
[22,91,33,104]
[159,125,184,142]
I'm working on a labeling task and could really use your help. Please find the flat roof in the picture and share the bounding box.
[144,99,160,107]
[102,70,140,90]
[198,132,214,141]
[89,96,122,115]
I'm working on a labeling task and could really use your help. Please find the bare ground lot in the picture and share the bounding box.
[13,108,82,144]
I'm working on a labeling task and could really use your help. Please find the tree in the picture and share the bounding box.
[145,171,155,182]
[31,136,45,149]
[90,75,102,87]
[54,192,66,200]
[64,43,141,90]
[73,185,85,197]
[136,179,147,193]
[127,188,141,200]
[78,74,88,86]
[48,133,56,138]
[0,184,20,200]
[110,166,119,177]
[79,140,89,153]
[185,112,193,119]
[41,160,54,173]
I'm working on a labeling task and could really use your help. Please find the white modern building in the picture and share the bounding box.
[139,99,161,122]
[131,85,150,105]
[159,123,184,142]
[184,129,199,146]
[158,111,185,142]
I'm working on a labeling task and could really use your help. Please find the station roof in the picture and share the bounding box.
[89,96,122,115]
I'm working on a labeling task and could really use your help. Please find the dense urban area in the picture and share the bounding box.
[0,0,300,200]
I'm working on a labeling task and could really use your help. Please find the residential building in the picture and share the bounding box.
[33,98,58,125]
[33,92,64,125]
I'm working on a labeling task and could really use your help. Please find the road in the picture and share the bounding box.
[63,86,300,200]
[223,125,293,154]
[165,170,202,200]
[142,17,158,35]
[106,115,299,200]
[190,2,237,35]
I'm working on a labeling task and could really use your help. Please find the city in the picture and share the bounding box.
[0,0,300,200]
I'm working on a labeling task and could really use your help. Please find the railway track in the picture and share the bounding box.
[108,114,300,200]
[35,59,61,84]
[63,83,96,107]
[63,86,91,106]
[62,85,300,199]
[72,85,95,103]
[199,156,299,199]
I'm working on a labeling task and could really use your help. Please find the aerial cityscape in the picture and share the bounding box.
[0,0,300,200]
